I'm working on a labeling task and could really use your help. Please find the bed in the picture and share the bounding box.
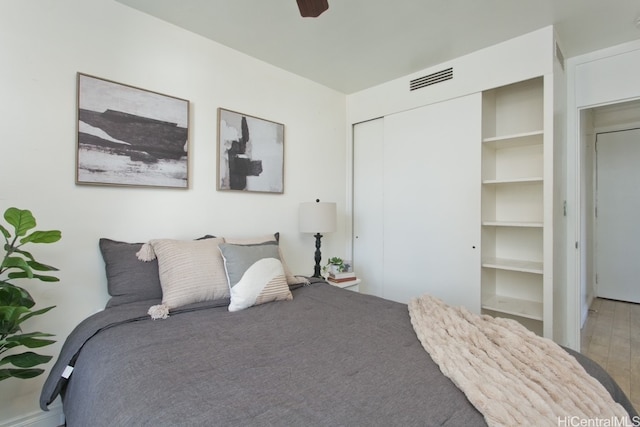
[40,237,637,426]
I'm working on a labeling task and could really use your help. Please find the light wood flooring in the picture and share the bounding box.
[581,297,640,412]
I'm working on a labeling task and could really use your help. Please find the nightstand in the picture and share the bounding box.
[327,278,361,292]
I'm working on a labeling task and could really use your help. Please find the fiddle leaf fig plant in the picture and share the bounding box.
[0,207,61,381]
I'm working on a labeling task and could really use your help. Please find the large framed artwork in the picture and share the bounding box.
[76,73,190,188]
[217,108,284,193]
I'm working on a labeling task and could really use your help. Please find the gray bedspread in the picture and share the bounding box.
[41,282,637,426]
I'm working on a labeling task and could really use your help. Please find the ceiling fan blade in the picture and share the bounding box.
[296,0,329,17]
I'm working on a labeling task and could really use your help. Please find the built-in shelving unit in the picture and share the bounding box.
[481,77,549,337]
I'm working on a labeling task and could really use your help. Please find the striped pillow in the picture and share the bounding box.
[218,241,292,312]
[137,238,228,309]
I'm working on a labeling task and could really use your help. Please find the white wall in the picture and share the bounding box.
[0,0,346,423]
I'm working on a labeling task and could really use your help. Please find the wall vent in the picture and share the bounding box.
[409,67,453,91]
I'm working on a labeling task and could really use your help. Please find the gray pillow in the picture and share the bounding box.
[222,232,305,286]
[100,238,162,308]
[218,241,292,312]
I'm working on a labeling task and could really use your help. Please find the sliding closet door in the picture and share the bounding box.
[382,94,481,311]
[353,118,384,296]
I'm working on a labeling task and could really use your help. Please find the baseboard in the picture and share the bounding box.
[581,293,594,328]
[0,405,64,427]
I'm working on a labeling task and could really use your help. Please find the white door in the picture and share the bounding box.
[382,94,482,310]
[353,118,385,296]
[595,128,640,303]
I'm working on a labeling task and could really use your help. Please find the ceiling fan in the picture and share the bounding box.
[296,0,329,17]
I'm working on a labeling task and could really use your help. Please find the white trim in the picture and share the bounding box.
[565,60,580,349]
[0,405,63,427]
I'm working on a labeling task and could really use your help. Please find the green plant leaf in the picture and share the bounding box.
[0,225,9,240]
[0,322,22,337]
[0,324,21,338]
[6,272,31,280]
[1,257,32,277]
[4,208,36,238]
[20,230,61,245]
[31,274,60,283]
[7,331,55,339]
[0,306,30,336]
[0,351,52,368]
[12,247,35,262]
[0,305,30,322]
[19,306,55,323]
[26,260,59,272]
[6,333,55,349]
[0,305,52,337]
[8,272,59,282]
[2,340,24,351]
[0,286,35,308]
[0,367,44,381]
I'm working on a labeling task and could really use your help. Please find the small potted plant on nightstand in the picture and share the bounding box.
[322,257,358,290]
[322,257,346,276]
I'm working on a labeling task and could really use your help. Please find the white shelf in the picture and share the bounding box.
[482,177,542,185]
[482,221,543,228]
[481,294,543,321]
[482,130,543,148]
[481,76,549,337]
[482,257,543,274]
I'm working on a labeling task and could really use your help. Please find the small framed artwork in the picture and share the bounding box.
[217,108,284,193]
[76,73,190,188]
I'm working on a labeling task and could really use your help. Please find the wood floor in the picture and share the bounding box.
[580,297,640,412]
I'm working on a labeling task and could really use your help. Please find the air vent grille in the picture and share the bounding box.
[410,67,453,91]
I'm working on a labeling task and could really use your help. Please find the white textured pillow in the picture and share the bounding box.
[137,238,228,309]
[219,242,292,312]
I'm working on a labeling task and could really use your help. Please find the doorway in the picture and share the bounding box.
[595,127,640,303]
[580,100,640,318]
[579,99,640,330]
[578,102,640,405]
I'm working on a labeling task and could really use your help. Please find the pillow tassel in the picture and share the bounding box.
[136,242,157,261]
[148,304,169,320]
[294,275,311,285]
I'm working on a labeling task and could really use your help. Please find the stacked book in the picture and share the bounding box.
[327,271,357,284]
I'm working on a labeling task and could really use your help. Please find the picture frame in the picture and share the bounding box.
[76,73,190,189]
[217,108,284,193]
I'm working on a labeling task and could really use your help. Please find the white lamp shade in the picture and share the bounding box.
[299,201,337,234]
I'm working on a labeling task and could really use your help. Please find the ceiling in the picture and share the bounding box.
[115,0,640,94]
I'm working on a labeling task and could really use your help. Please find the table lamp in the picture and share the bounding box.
[299,199,337,278]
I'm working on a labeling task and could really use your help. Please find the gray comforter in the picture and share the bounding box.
[41,282,637,426]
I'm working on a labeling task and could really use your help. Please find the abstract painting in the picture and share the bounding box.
[217,108,284,193]
[76,73,189,188]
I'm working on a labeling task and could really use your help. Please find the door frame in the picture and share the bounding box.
[566,39,640,350]
[593,126,640,302]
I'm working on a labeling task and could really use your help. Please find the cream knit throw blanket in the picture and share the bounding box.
[408,294,631,427]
